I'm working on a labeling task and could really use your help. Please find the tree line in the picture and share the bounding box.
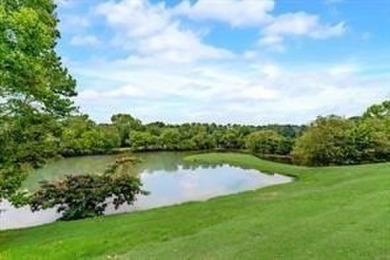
[56,100,390,167]
[57,113,303,157]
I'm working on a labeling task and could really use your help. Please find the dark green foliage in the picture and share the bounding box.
[191,132,214,150]
[363,100,390,118]
[245,130,291,155]
[111,114,143,147]
[160,128,181,150]
[85,114,304,153]
[0,114,61,199]
[42,112,304,155]
[292,102,390,166]
[59,115,120,156]
[130,131,160,150]
[124,118,303,152]
[0,0,77,117]
[0,165,26,201]
[28,157,147,220]
[292,116,353,166]
[0,0,76,200]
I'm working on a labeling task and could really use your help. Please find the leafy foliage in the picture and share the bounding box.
[245,130,291,155]
[292,101,390,166]
[0,0,76,116]
[292,116,353,166]
[363,100,390,118]
[111,114,143,147]
[28,156,147,220]
[59,115,120,156]
[0,0,76,200]
[124,120,302,153]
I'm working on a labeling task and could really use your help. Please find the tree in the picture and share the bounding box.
[130,131,159,151]
[191,132,214,150]
[292,107,390,166]
[291,116,353,166]
[359,100,390,162]
[59,115,119,156]
[360,117,390,161]
[245,130,289,155]
[160,128,181,150]
[1,0,77,200]
[344,121,375,163]
[97,124,121,150]
[111,114,142,147]
[28,156,148,220]
[220,129,242,149]
[363,100,390,119]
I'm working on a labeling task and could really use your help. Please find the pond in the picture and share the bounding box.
[0,152,293,230]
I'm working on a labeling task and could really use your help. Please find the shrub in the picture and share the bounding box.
[28,157,147,220]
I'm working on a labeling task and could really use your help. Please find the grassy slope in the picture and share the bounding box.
[1,153,389,260]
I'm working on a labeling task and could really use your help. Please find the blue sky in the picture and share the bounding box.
[55,0,389,124]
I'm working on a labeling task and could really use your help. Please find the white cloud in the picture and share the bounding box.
[259,35,283,45]
[328,63,359,76]
[94,0,232,63]
[89,0,348,60]
[173,0,274,27]
[78,85,145,101]
[170,1,346,51]
[136,24,233,63]
[262,64,281,78]
[223,85,279,101]
[71,55,388,124]
[260,12,346,47]
[70,35,100,46]
[95,0,170,38]
[58,0,386,124]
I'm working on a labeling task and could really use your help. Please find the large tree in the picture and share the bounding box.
[0,0,77,200]
[245,130,290,155]
[111,114,142,147]
[292,100,390,166]
[291,116,353,166]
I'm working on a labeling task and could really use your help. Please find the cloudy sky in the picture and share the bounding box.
[56,0,389,124]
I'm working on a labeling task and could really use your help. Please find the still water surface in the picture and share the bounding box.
[0,152,292,230]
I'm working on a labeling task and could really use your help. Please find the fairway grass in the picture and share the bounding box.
[1,153,389,259]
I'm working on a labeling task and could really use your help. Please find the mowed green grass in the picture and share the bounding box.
[1,153,389,259]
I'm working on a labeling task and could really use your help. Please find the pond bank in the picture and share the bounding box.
[1,152,292,230]
[1,153,388,259]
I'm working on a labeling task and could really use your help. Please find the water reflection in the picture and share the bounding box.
[135,152,238,173]
[1,152,292,230]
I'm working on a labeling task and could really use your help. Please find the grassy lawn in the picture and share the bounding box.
[1,153,389,259]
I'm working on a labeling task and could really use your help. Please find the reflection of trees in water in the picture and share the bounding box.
[115,160,138,176]
[25,155,118,191]
[234,164,251,170]
[134,152,182,173]
[135,152,226,173]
